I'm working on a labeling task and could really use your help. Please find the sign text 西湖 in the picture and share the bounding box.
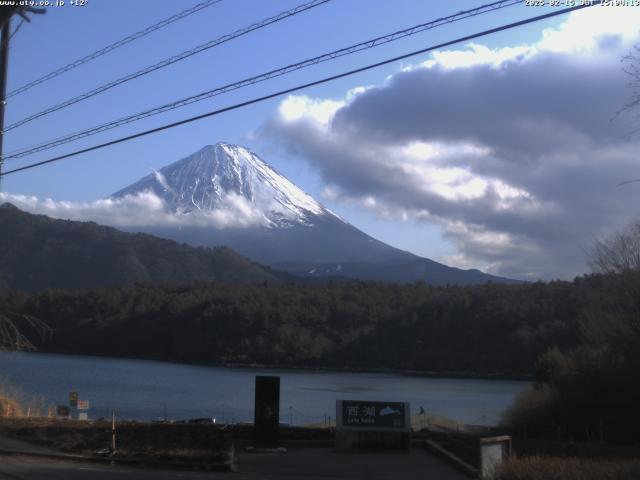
[341,400,406,429]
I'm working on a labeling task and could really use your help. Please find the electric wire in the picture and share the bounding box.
[3,0,332,133]
[0,18,24,52]
[0,1,601,178]
[6,0,224,99]
[3,0,521,160]
[8,18,24,42]
[617,179,640,187]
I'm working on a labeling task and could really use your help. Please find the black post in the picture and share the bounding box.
[254,376,280,447]
[0,18,10,191]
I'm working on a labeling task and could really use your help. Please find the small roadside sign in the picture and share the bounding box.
[77,400,90,410]
[69,391,78,408]
[78,412,88,421]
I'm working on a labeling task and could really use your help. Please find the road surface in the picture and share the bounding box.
[0,448,467,479]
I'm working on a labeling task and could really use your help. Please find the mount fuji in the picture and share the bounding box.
[112,142,513,285]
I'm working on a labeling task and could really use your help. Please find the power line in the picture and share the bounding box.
[3,0,331,133]
[6,0,224,99]
[0,17,32,53]
[8,18,24,42]
[3,0,521,160]
[617,179,640,187]
[0,1,601,178]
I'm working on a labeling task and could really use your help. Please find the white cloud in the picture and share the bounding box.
[429,43,533,69]
[277,85,372,126]
[263,6,640,279]
[538,5,640,54]
[278,95,344,125]
[0,191,268,229]
[406,5,640,72]
[396,4,640,76]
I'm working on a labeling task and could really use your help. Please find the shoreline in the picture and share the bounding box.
[10,349,534,382]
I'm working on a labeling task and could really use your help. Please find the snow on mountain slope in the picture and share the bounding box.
[112,142,517,285]
[112,142,336,228]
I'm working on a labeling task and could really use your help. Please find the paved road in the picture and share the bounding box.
[0,436,58,456]
[0,456,221,480]
[238,447,466,479]
[0,448,467,480]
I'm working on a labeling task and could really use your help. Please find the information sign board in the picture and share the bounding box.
[340,400,407,429]
[335,400,411,451]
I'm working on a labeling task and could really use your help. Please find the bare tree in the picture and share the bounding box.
[590,220,640,274]
[616,47,640,186]
[621,46,640,112]
[0,312,50,351]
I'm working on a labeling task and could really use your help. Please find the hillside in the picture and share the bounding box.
[0,203,288,291]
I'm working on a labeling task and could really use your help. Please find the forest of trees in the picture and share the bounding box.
[0,273,625,376]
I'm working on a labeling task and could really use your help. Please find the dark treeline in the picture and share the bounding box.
[0,274,612,376]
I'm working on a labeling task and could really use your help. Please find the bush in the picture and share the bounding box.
[502,384,563,438]
[503,272,640,443]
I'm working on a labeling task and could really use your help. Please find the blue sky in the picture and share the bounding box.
[2,0,639,279]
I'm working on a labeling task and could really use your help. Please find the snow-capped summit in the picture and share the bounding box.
[112,142,515,285]
[112,142,334,227]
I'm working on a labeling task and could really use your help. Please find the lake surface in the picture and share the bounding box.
[0,352,529,426]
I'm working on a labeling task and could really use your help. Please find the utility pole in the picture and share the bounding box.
[0,6,45,191]
[0,18,10,192]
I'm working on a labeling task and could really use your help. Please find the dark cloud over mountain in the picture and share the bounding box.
[263,9,640,279]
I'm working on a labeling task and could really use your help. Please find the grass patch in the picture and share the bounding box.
[496,456,640,480]
[0,376,48,417]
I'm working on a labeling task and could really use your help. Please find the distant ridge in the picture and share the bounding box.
[0,203,290,291]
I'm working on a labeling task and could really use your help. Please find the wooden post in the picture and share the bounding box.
[110,411,116,454]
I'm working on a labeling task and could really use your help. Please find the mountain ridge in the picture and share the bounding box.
[0,202,292,291]
[111,142,516,285]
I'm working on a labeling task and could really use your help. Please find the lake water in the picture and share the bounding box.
[0,352,529,426]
